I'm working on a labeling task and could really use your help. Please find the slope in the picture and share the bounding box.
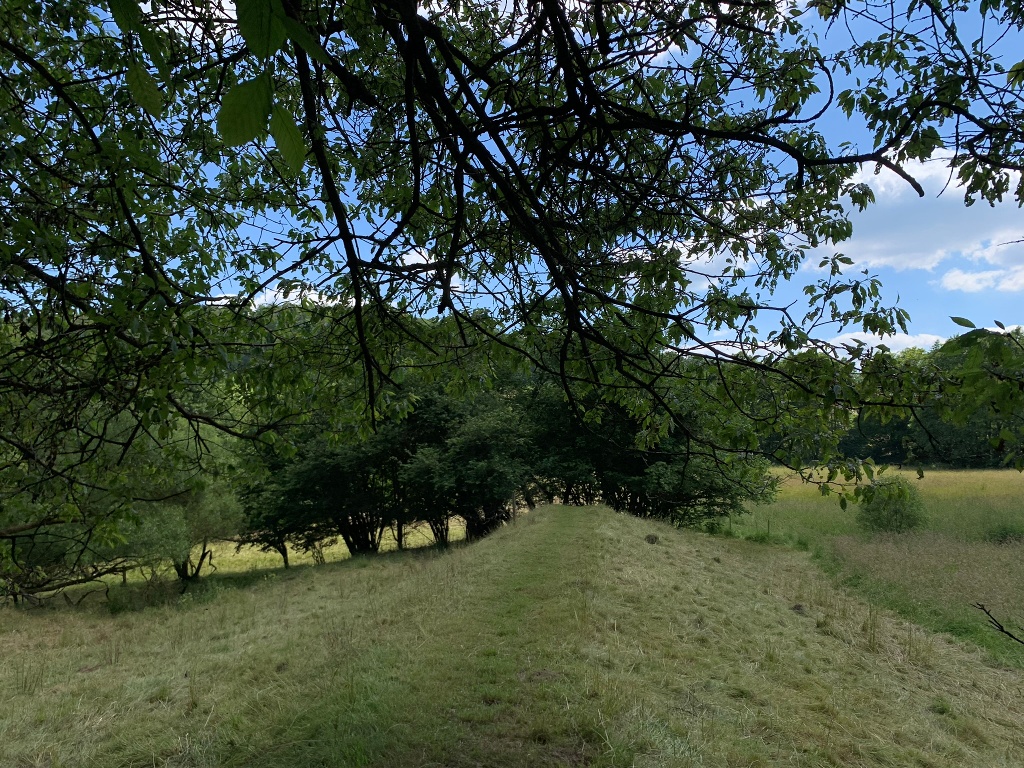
[2,505,1024,767]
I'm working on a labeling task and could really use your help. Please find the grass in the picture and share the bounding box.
[103,520,466,605]
[4,505,1024,766]
[736,469,1024,666]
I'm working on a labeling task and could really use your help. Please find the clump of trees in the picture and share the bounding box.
[2,340,783,601]
[5,317,1022,603]
[236,370,778,569]
[0,437,241,602]
[841,330,1024,469]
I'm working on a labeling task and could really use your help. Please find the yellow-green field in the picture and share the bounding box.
[103,521,466,612]
[736,469,1024,666]
[4,503,1024,767]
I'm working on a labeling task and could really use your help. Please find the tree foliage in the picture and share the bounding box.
[238,370,776,561]
[2,0,1024,583]
[841,331,1024,469]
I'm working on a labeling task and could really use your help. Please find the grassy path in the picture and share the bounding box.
[234,503,605,767]
[4,506,1024,767]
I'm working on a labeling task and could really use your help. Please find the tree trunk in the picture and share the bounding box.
[274,541,290,568]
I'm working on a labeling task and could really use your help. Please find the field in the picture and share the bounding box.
[4,497,1024,767]
[735,469,1024,667]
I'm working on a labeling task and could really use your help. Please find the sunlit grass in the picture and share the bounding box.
[109,519,466,590]
[207,517,467,573]
[743,468,1024,543]
[736,469,1024,665]
[4,506,1024,766]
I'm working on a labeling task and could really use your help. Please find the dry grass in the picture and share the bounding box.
[832,532,1024,618]
[737,469,1024,666]
[582,512,1024,766]
[4,506,1024,766]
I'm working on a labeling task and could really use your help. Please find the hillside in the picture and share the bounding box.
[4,505,1024,767]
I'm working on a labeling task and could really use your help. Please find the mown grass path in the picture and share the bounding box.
[4,506,1024,767]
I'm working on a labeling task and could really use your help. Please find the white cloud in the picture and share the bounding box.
[940,266,1024,293]
[828,331,946,353]
[828,325,1021,351]
[851,155,960,202]
[828,158,1024,276]
[250,285,342,307]
[402,247,463,291]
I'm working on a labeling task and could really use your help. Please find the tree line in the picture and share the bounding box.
[3,316,1022,602]
[1,352,778,600]
[839,330,1024,469]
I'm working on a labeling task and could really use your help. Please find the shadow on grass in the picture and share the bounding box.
[102,537,467,614]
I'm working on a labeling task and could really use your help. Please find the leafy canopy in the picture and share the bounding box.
[1,0,1023,493]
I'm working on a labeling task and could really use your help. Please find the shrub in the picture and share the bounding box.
[856,475,926,533]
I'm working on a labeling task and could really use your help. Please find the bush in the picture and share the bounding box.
[856,475,926,533]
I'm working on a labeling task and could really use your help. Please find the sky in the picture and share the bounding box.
[782,3,1024,354]
[803,157,1024,352]
[234,1,1022,356]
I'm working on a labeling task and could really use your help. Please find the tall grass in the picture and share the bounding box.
[737,469,1024,665]
[743,469,1024,543]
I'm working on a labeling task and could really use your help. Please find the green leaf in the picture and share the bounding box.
[137,27,170,82]
[218,75,273,146]
[270,106,306,173]
[279,16,331,66]
[126,62,164,116]
[950,316,976,329]
[1008,61,1024,88]
[108,0,142,32]
[236,0,287,59]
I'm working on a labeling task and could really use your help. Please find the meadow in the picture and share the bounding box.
[4,498,1024,767]
[735,469,1024,667]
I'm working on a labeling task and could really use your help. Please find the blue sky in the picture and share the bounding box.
[802,157,1023,351]
[781,3,1024,353]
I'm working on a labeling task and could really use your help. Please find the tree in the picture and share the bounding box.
[436,394,535,540]
[2,0,1024,538]
[0,420,240,599]
[257,434,397,557]
[838,335,1024,469]
[914,329,1024,468]
[517,368,779,523]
